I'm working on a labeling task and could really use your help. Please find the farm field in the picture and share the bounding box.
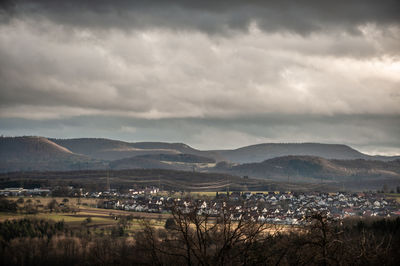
[0,197,170,231]
[0,207,167,231]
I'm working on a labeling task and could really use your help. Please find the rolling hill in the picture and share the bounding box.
[51,138,215,161]
[135,153,215,164]
[109,156,178,170]
[51,138,399,164]
[214,155,400,184]
[109,153,215,171]
[212,143,399,163]
[0,136,75,160]
[1,136,399,185]
[0,136,105,172]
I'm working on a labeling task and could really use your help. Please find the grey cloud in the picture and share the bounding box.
[1,0,399,35]
[0,1,399,155]
[0,20,399,120]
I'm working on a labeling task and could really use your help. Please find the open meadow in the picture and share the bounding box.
[0,196,168,232]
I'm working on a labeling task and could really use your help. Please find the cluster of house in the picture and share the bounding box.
[0,186,160,198]
[83,187,160,198]
[2,186,399,225]
[99,191,400,225]
[0,187,50,196]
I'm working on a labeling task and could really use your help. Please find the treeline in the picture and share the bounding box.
[0,198,18,212]
[0,219,65,242]
[0,211,400,265]
[132,210,400,265]
[0,198,77,215]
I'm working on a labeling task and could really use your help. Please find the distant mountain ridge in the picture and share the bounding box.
[212,143,399,163]
[51,138,399,163]
[1,136,399,191]
[217,155,400,181]
[51,138,209,160]
[1,136,399,175]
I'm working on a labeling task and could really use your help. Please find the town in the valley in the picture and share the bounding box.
[2,186,399,225]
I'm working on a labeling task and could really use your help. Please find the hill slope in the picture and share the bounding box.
[1,136,74,160]
[51,138,213,160]
[135,153,215,164]
[0,136,103,172]
[215,155,400,183]
[212,143,398,163]
[52,139,399,163]
[2,136,399,177]
[109,153,216,171]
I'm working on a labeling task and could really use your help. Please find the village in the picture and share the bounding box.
[2,186,399,225]
[95,189,400,225]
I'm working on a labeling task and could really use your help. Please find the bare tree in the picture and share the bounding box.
[137,199,280,265]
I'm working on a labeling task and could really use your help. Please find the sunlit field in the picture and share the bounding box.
[0,196,168,232]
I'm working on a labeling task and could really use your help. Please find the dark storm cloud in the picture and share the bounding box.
[0,0,399,155]
[0,19,399,119]
[1,0,400,34]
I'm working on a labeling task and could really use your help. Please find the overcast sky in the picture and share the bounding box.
[0,0,399,154]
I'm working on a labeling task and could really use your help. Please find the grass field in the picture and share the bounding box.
[0,207,168,230]
[1,196,301,236]
[1,196,170,231]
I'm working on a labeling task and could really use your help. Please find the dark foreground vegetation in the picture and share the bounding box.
[1,202,400,266]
